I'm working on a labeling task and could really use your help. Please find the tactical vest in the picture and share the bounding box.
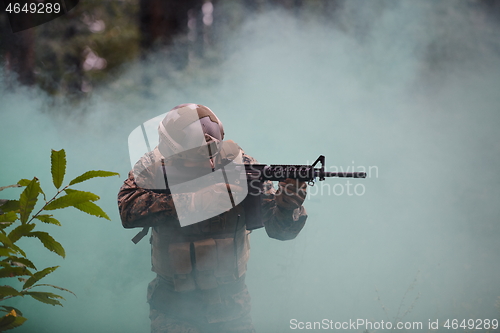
[150,140,251,292]
[151,204,250,292]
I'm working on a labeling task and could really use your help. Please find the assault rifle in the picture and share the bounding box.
[239,155,366,183]
[235,155,365,229]
[159,155,365,229]
[160,155,365,185]
[132,155,366,243]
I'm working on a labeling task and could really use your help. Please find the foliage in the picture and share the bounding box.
[0,149,119,331]
[34,0,140,99]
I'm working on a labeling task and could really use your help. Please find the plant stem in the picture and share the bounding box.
[27,185,69,224]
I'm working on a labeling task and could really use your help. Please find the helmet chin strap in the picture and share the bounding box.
[207,139,215,171]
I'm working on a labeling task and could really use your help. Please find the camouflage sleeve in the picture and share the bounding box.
[118,170,179,228]
[242,152,308,241]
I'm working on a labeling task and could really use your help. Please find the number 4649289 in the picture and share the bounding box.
[5,2,61,14]
[443,319,498,330]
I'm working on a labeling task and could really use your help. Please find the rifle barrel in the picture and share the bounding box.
[322,171,366,178]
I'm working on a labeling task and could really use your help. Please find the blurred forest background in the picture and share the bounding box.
[2,0,499,100]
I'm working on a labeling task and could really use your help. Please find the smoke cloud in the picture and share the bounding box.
[1,1,500,332]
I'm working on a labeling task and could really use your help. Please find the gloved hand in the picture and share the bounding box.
[275,178,307,210]
[191,183,244,213]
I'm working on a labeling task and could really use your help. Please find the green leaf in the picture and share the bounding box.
[0,223,15,232]
[34,284,76,297]
[0,267,32,278]
[0,201,19,213]
[38,186,46,202]
[64,189,99,197]
[0,310,17,330]
[23,178,46,201]
[0,311,27,330]
[8,224,36,244]
[0,286,21,298]
[18,178,40,224]
[44,191,99,211]
[0,306,23,316]
[6,257,36,270]
[26,232,65,258]
[8,244,25,258]
[0,184,21,192]
[25,291,64,306]
[16,179,31,187]
[68,170,120,186]
[0,233,13,248]
[0,248,14,257]
[23,266,58,289]
[73,201,110,220]
[34,215,61,226]
[0,224,15,233]
[51,149,67,189]
[0,212,17,223]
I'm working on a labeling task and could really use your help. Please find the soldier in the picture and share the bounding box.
[118,103,307,333]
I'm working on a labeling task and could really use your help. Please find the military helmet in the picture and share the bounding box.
[158,103,224,161]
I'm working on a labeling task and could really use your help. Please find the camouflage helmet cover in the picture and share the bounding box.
[158,103,224,161]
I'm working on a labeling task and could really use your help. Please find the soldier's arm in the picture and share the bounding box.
[242,152,307,241]
[118,170,179,228]
[261,181,307,240]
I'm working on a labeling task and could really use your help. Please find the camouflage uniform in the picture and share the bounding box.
[118,145,307,333]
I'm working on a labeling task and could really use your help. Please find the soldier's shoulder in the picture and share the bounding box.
[130,148,163,187]
[242,152,258,165]
[134,148,162,169]
[220,140,258,164]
